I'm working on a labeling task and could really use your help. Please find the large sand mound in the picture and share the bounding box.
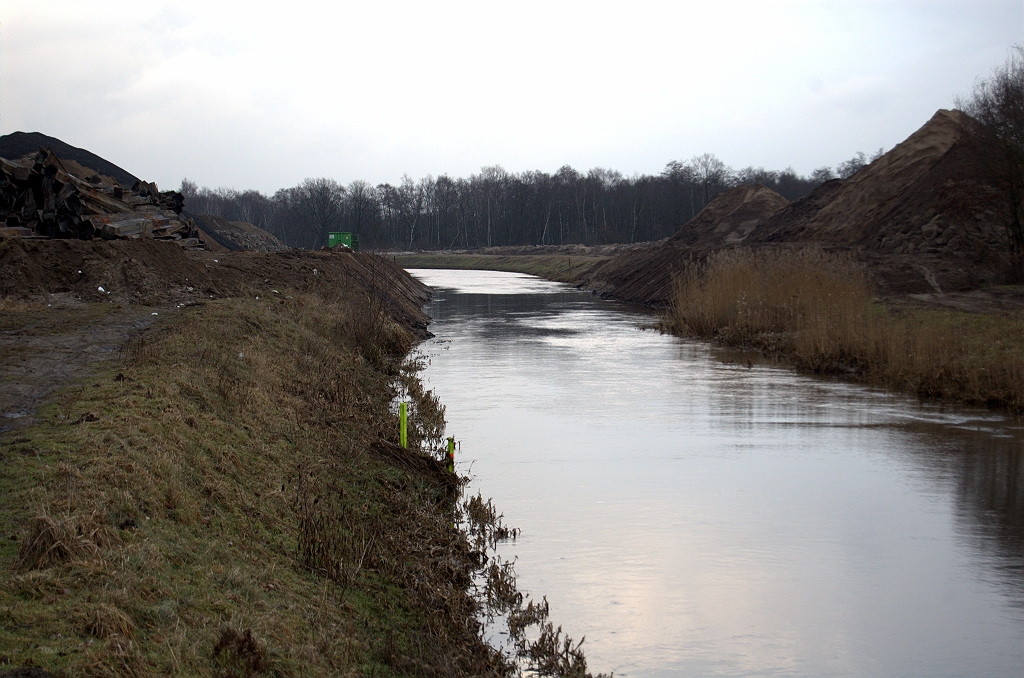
[578,184,790,305]
[582,108,1017,304]
[752,110,1009,261]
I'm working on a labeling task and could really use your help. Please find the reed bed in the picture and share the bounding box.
[667,248,1024,411]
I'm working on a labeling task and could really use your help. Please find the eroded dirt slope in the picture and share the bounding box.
[750,109,1011,291]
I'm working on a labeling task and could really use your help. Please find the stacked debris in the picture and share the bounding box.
[0,147,203,249]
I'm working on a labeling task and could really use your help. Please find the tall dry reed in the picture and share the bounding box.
[667,248,1024,411]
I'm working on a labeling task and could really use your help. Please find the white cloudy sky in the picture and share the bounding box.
[1,1,1020,193]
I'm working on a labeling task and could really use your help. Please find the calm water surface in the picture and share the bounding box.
[408,269,1023,678]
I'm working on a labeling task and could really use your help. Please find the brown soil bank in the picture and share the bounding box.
[0,240,602,676]
[0,238,430,334]
[579,109,1019,308]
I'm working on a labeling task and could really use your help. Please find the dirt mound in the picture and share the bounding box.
[0,239,431,332]
[191,214,287,252]
[669,183,789,247]
[750,109,1012,289]
[574,185,789,305]
[0,132,138,186]
[576,246,686,306]
[581,108,1017,303]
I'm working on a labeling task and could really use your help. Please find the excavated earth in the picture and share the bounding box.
[0,239,430,432]
[579,109,1023,312]
[192,214,288,253]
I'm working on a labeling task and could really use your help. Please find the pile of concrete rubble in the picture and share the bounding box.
[0,147,202,248]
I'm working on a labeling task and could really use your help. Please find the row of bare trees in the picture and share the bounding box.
[180,154,867,251]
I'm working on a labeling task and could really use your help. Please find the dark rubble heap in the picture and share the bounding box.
[0,147,202,248]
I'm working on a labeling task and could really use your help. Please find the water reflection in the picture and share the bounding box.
[409,269,1024,678]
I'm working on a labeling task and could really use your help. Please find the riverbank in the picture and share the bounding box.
[0,244,598,676]
[395,248,1024,413]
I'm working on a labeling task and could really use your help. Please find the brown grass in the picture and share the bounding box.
[1,275,602,675]
[13,511,119,573]
[667,248,1024,411]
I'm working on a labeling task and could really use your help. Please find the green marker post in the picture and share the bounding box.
[446,436,455,473]
[400,402,408,449]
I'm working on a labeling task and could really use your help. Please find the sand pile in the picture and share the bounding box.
[752,109,1009,261]
[579,184,790,305]
[582,108,1018,303]
[670,183,789,247]
[192,214,287,253]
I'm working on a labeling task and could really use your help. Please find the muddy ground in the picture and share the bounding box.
[0,300,158,433]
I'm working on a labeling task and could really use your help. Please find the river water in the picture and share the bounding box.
[407,268,1023,678]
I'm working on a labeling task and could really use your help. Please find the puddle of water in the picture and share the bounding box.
[409,268,1024,678]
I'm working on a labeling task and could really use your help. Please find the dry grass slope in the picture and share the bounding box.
[0,284,498,676]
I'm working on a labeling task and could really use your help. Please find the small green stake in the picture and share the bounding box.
[446,436,455,473]
[400,402,408,449]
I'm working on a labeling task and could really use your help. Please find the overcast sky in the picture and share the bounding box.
[2,1,1021,193]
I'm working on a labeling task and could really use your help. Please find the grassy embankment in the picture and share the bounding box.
[0,281,595,676]
[665,248,1024,412]
[393,253,605,284]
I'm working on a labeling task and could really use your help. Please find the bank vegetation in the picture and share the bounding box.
[0,278,599,675]
[665,248,1024,412]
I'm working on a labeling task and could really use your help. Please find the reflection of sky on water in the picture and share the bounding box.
[408,269,1024,678]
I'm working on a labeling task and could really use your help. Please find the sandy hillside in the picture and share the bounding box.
[579,183,791,305]
[749,109,1011,289]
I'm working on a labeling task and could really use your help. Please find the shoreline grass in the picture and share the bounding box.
[665,248,1024,412]
[0,282,600,676]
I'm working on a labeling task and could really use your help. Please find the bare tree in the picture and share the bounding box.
[836,152,868,179]
[957,45,1024,275]
[344,180,378,238]
[690,153,732,208]
[291,178,345,249]
[810,166,835,184]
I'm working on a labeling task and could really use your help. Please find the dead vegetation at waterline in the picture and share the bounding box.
[0,283,602,675]
[666,248,1024,412]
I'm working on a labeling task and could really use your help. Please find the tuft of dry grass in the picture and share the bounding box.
[212,627,270,678]
[667,248,1024,411]
[13,512,119,573]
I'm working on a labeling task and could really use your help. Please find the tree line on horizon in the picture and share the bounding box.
[182,152,879,251]
[179,45,1020,274]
